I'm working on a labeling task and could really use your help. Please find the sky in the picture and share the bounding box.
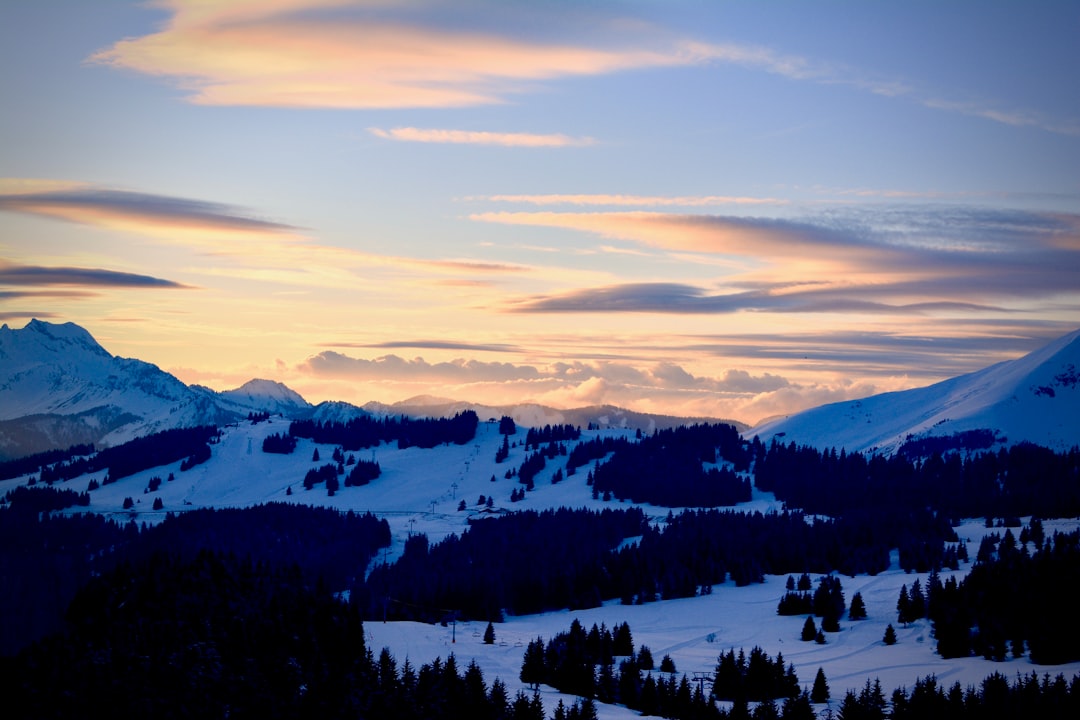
[1,0,1079,426]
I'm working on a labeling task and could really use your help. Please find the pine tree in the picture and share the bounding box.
[520,637,546,690]
[810,667,830,703]
[152,496,163,510]
[801,616,817,642]
[659,654,676,673]
[484,621,496,645]
[897,584,911,625]
[883,624,897,645]
[848,591,867,620]
[312,447,320,462]
[909,579,926,620]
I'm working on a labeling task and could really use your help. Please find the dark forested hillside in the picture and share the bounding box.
[0,499,390,657]
[289,410,479,450]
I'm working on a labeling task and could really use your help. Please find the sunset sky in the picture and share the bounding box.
[2,0,1079,425]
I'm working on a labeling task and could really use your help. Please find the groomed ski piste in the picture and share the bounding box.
[6,417,1079,718]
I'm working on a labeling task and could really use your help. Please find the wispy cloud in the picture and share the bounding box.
[483,194,786,207]
[84,1,1075,134]
[0,311,60,322]
[88,0,698,109]
[0,262,191,289]
[475,207,1080,303]
[0,180,539,291]
[0,185,298,241]
[370,127,594,147]
[503,282,1013,315]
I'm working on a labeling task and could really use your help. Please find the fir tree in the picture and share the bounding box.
[801,616,817,642]
[811,668,830,704]
[520,637,546,690]
[848,591,867,620]
[897,584,911,625]
[883,624,898,645]
[484,621,496,645]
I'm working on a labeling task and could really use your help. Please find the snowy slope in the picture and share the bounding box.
[751,328,1080,454]
[3,418,1076,714]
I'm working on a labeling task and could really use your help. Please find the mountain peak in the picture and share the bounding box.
[1,318,110,359]
[219,378,311,414]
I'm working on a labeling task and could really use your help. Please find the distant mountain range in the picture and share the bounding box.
[0,320,740,460]
[753,328,1080,454]
[3,319,1078,460]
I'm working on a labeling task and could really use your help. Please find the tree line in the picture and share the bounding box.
[289,410,479,450]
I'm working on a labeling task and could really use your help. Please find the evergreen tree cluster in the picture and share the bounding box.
[262,431,298,454]
[303,462,340,491]
[524,423,581,448]
[0,501,390,657]
[520,619,725,720]
[896,428,1001,458]
[356,507,903,625]
[712,646,799,702]
[498,416,517,435]
[359,508,648,620]
[840,672,1080,720]
[0,443,95,481]
[589,424,752,508]
[2,484,89,515]
[565,435,627,473]
[929,528,1080,664]
[289,410,479,450]
[516,451,545,489]
[1,548,549,720]
[344,457,381,486]
[754,439,1080,524]
[36,426,219,484]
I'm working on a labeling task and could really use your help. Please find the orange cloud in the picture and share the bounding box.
[469,210,886,273]
[370,127,595,147]
[89,0,700,109]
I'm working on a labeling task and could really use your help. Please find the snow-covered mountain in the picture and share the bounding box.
[752,328,1080,455]
[216,379,312,417]
[0,319,740,460]
[0,320,312,459]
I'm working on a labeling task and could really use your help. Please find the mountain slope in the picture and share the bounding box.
[0,320,311,459]
[752,328,1080,454]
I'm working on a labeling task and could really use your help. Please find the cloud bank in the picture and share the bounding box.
[296,347,899,426]
[475,206,1080,313]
